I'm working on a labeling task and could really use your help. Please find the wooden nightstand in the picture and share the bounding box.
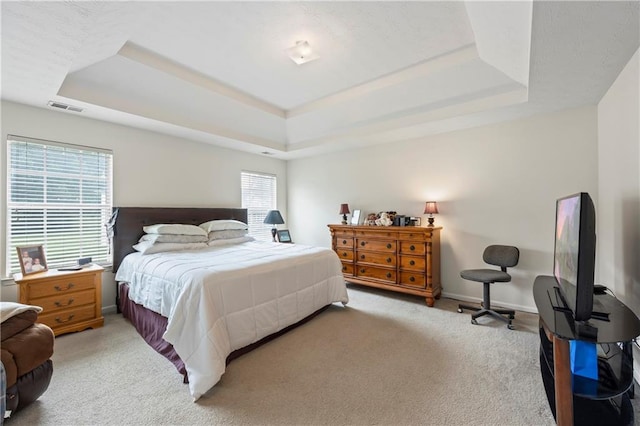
[14,265,104,336]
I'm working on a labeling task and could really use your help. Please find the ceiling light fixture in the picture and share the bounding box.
[286,40,319,65]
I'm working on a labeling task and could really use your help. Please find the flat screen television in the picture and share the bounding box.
[553,192,596,321]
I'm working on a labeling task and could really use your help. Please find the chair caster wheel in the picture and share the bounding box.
[457,308,463,313]
[507,324,514,330]
[471,319,478,325]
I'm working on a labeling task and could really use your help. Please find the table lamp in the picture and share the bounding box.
[339,204,350,225]
[424,201,439,227]
[263,210,284,242]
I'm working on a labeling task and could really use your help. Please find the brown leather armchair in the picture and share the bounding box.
[1,303,54,416]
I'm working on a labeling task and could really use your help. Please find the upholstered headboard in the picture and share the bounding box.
[109,207,248,272]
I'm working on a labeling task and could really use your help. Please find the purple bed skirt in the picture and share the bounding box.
[118,283,188,382]
[118,283,330,385]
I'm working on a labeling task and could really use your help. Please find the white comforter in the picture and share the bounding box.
[115,240,348,400]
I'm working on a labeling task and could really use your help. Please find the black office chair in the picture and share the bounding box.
[457,245,520,329]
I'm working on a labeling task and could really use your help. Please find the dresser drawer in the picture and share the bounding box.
[36,289,95,313]
[400,256,425,271]
[357,239,396,252]
[399,241,426,255]
[399,232,427,241]
[38,304,97,330]
[336,237,354,248]
[356,230,398,239]
[399,271,426,289]
[337,249,354,261]
[27,274,96,299]
[341,263,354,276]
[334,229,355,237]
[357,251,396,266]
[356,266,396,282]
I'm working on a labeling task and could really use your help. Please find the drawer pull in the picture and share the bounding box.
[410,276,416,282]
[360,268,366,273]
[410,245,415,251]
[386,243,392,249]
[361,242,366,247]
[342,239,347,244]
[54,283,75,292]
[410,260,415,266]
[386,272,392,278]
[342,266,347,272]
[342,252,348,257]
[54,298,74,307]
[55,314,75,324]
[360,254,365,260]
[386,257,392,263]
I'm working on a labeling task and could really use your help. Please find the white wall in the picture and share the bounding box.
[288,106,599,312]
[0,101,288,311]
[597,48,640,380]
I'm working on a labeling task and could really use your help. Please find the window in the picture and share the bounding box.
[241,171,276,241]
[6,136,113,274]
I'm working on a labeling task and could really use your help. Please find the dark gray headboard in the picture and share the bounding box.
[109,207,248,272]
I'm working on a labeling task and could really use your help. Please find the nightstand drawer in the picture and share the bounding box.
[27,274,96,299]
[38,304,96,330]
[36,289,95,313]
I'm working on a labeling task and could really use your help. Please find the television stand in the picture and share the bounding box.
[533,275,640,425]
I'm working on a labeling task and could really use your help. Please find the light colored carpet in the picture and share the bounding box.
[9,286,560,425]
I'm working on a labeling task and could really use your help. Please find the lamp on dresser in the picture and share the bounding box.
[339,204,350,225]
[264,210,285,242]
[424,201,439,227]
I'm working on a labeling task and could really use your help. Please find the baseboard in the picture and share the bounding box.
[102,304,118,315]
[442,291,538,314]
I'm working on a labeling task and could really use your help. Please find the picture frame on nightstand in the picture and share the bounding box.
[16,245,48,275]
[277,229,292,243]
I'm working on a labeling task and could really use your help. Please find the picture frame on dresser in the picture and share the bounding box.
[351,209,362,225]
[16,245,48,275]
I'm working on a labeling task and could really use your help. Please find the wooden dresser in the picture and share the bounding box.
[14,265,104,336]
[328,225,442,306]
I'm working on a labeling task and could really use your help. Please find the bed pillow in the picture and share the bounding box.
[142,223,207,237]
[208,236,254,246]
[132,240,207,255]
[140,234,208,244]
[207,229,248,241]
[199,219,248,233]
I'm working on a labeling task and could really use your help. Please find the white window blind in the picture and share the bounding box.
[6,136,113,274]
[241,171,277,242]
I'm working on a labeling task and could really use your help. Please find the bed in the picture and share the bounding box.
[110,207,348,400]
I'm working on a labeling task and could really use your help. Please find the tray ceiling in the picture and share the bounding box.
[2,1,638,159]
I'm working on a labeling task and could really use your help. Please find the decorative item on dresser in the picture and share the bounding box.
[328,224,442,306]
[14,265,104,336]
[339,203,350,225]
[424,201,439,227]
